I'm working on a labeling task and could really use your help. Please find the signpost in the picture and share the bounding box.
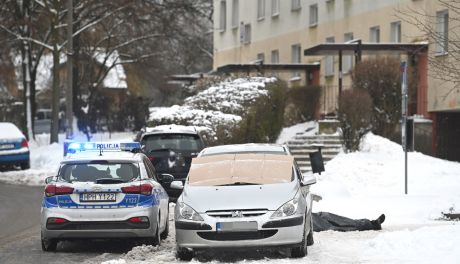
[401,61,408,195]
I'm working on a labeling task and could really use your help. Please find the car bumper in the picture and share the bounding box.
[175,215,306,249]
[0,151,29,164]
[41,206,158,239]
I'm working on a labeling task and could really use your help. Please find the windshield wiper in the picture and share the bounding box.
[96,178,126,184]
[217,182,259,186]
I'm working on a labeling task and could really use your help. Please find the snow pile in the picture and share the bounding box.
[0,132,136,186]
[149,77,276,132]
[102,132,460,263]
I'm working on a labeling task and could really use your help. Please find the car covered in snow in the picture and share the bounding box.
[138,125,205,201]
[40,142,170,251]
[172,146,316,260]
[0,122,30,170]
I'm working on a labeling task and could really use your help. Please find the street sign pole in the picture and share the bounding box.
[401,61,408,195]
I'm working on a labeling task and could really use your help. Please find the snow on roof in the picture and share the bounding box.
[13,49,127,91]
[144,124,198,134]
[0,122,26,141]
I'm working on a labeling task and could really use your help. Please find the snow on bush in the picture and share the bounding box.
[148,77,276,138]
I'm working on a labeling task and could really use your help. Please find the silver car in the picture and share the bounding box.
[173,144,316,260]
[40,142,171,251]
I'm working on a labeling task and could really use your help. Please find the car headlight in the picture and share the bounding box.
[270,191,301,218]
[175,202,203,221]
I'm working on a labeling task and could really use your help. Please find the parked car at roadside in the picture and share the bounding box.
[172,144,316,260]
[0,122,30,170]
[137,125,205,201]
[40,142,170,251]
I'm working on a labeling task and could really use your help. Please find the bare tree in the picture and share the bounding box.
[397,0,460,98]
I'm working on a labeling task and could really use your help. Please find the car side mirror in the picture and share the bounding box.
[170,180,184,190]
[45,176,55,184]
[158,173,174,184]
[301,174,316,186]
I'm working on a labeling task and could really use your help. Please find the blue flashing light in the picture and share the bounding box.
[66,142,141,154]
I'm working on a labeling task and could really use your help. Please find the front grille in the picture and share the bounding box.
[197,230,277,241]
[46,221,150,230]
[206,209,268,218]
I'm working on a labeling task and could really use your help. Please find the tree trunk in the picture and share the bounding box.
[50,45,60,143]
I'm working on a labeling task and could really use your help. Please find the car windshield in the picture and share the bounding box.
[142,134,201,152]
[59,162,140,183]
[188,154,295,186]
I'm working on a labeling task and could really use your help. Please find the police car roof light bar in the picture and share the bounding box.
[67,142,141,154]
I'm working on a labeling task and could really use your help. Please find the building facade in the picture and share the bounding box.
[213,0,460,160]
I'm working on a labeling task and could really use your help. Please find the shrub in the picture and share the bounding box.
[338,89,372,152]
[284,85,322,126]
[352,57,405,138]
[225,80,288,144]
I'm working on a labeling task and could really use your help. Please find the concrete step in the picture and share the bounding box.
[293,153,339,161]
[290,150,342,157]
[294,135,342,140]
[287,139,342,145]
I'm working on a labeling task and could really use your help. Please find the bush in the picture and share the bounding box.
[221,80,288,144]
[338,89,372,152]
[284,85,322,126]
[352,57,407,138]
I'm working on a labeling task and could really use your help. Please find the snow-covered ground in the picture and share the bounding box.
[2,129,460,263]
[276,121,318,144]
[0,132,135,186]
[97,133,460,264]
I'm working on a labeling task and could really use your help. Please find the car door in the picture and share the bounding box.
[143,157,168,229]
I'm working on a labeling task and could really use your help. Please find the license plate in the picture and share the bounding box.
[216,221,258,232]
[80,193,116,202]
[0,144,15,150]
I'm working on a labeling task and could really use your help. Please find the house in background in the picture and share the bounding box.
[213,0,460,161]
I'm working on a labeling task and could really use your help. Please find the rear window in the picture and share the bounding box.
[142,134,202,152]
[59,162,140,183]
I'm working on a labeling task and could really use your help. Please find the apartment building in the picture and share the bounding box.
[213,0,460,161]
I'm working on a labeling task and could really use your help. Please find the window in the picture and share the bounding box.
[257,53,265,63]
[309,4,318,26]
[271,49,279,63]
[390,21,401,43]
[271,0,280,17]
[291,0,301,11]
[219,0,227,32]
[231,0,239,29]
[369,26,380,43]
[257,0,265,20]
[243,23,251,44]
[325,37,335,76]
[291,44,301,78]
[436,10,449,54]
[343,32,353,73]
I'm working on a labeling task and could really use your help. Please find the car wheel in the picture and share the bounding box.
[41,236,57,252]
[307,213,314,246]
[20,160,30,170]
[290,213,308,258]
[160,209,169,240]
[176,246,194,261]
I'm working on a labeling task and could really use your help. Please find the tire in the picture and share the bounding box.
[20,160,30,170]
[176,247,194,261]
[290,213,308,258]
[41,236,57,252]
[307,213,314,246]
[160,209,169,240]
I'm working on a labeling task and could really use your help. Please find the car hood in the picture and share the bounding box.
[180,181,298,212]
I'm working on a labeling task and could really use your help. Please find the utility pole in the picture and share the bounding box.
[66,0,74,140]
[401,61,408,195]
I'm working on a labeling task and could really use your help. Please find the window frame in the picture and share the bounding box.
[271,0,280,17]
[219,0,227,32]
[435,9,449,55]
[309,4,318,27]
[369,26,380,43]
[231,0,239,29]
[390,21,402,43]
[325,36,335,77]
[291,0,301,11]
[257,0,266,21]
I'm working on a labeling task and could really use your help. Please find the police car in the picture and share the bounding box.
[40,142,171,251]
